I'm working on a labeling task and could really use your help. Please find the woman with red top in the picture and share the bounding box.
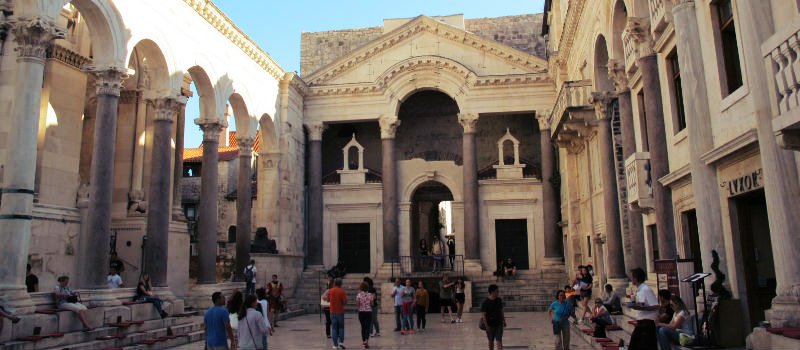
[356,281,376,349]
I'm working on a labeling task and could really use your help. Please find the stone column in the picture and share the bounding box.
[608,60,647,272]
[172,102,187,221]
[537,113,563,262]
[624,19,677,259]
[258,152,281,244]
[306,122,325,266]
[0,18,64,312]
[592,92,627,281]
[234,136,255,281]
[458,113,480,260]
[736,0,800,327]
[379,116,401,262]
[195,119,226,284]
[143,95,185,287]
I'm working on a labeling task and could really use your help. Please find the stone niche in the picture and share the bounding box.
[336,134,368,184]
[493,128,526,179]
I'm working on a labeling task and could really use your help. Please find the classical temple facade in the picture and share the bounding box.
[1,0,800,347]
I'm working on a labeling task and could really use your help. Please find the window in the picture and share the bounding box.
[667,50,687,133]
[184,205,197,220]
[714,0,743,95]
[228,226,237,243]
[587,236,592,258]
[637,91,649,152]
[183,163,201,177]
[648,224,660,261]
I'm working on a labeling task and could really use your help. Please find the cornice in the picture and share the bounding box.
[305,16,548,86]
[554,0,587,67]
[699,128,759,165]
[46,43,91,71]
[658,163,691,187]
[181,0,284,80]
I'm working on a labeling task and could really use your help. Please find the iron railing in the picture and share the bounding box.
[391,254,464,281]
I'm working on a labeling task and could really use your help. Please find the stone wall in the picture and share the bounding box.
[465,14,547,59]
[300,26,383,77]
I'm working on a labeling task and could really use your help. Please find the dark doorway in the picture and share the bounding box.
[495,219,529,269]
[680,210,702,273]
[733,189,776,328]
[410,181,454,272]
[338,223,370,273]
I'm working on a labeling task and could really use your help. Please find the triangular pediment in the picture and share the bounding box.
[304,15,549,86]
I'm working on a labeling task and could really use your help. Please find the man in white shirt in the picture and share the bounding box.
[107,267,124,289]
[630,268,659,320]
[391,278,405,332]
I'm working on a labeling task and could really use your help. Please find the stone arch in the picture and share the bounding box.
[594,35,614,92]
[186,65,217,122]
[610,0,629,61]
[227,92,255,139]
[127,39,171,93]
[380,56,472,115]
[402,172,462,203]
[258,113,278,152]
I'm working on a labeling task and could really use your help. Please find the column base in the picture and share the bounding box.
[766,294,800,327]
[463,259,483,277]
[542,256,565,266]
[80,288,123,307]
[0,287,35,314]
[171,206,186,222]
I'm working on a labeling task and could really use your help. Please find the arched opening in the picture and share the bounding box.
[396,90,462,164]
[410,181,455,272]
[595,35,614,92]
[611,0,629,61]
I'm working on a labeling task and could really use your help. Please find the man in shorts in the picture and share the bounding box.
[481,284,506,350]
[438,274,455,323]
[266,274,284,327]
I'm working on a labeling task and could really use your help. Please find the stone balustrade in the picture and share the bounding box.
[648,0,672,36]
[624,152,654,210]
[763,14,800,150]
[548,80,593,137]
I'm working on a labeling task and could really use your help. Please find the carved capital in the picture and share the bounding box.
[622,18,654,62]
[590,92,615,121]
[148,94,187,122]
[378,115,401,139]
[458,113,479,134]
[671,0,695,10]
[85,64,131,97]
[306,121,326,141]
[11,17,65,61]
[536,111,551,131]
[237,136,255,156]
[607,59,629,92]
[196,119,227,141]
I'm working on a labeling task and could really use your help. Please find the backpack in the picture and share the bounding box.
[245,266,254,282]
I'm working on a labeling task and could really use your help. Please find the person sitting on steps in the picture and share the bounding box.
[54,276,93,331]
[501,258,517,278]
[134,273,168,318]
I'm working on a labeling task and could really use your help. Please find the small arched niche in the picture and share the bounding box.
[336,134,368,184]
[493,128,526,179]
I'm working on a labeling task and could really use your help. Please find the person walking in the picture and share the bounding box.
[321,279,333,339]
[454,278,466,323]
[549,290,572,350]
[364,277,380,337]
[227,290,244,343]
[244,260,257,296]
[328,278,348,349]
[53,276,92,331]
[391,278,404,331]
[204,291,236,350]
[255,288,273,350]
[265,275,284,327]
[356,281,376,348]
[628,267,660,350]
[400,279,415,335]
[134,273,167,318]
[446,237,456,270]
[438,275,455,323]
[414,281,429,332]
[238,295,269,350]
[481,284,506,350]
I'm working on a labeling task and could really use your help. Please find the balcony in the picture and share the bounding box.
[649,0,673,38]
[763,14,800,150]
[625,152,654,210]
[549,80,594,138]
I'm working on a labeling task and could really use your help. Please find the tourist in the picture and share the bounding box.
[481,284,506,350]
[447,236,456,270]
[501,258,517,278]
[204,292,236,350]
[549,290,572,350]
[356,281,375,348]
[26,264,38,292]
[439,275,455,323]
[244,259,257,296]
[414,281,429,332]
[109,252,125,275]
[454,278,466,323]
[134,273,167,318]
[575,265,593,321]
[265,274,284,327]
[364,277,380,337]
[431,235,445,272]
[602,284,622,314]
[53,276,92,331]
[590,298,612,338]
[400,279,416,335]
[628,267,660,350]
[656,295,694,350]
[656,289,675,324]
[0,304,21,341]
[227,290,244,342]
[328,278,347,349]
[327,260,347,279]
[391,278,404,331]
[419,238,429,270]
[321,279,333,338]
[586,264,595,277]
[238,295,268,350]
[107,267,124,289]
[255,288,273,350]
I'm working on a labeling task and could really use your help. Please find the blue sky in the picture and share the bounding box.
[183,0,546,148]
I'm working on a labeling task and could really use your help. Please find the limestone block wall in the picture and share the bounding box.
[251,253,304,298]
[465,14,547,59]
[300,26,382,76]
[28,206,82,291]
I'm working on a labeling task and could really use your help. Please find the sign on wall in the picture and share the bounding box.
[720,168,763,197]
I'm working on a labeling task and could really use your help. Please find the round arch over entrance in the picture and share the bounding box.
[409,181,455,272]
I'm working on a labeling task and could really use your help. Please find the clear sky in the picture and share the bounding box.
[183,0,546,148]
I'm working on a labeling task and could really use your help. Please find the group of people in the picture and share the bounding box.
[242,261,289,329]
[417,235,456,272]
[204,288,274,350]
[320,277,378,349]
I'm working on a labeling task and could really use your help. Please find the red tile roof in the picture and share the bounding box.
[183,131,261,162]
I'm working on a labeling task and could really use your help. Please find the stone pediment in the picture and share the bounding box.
[304,15,549,86]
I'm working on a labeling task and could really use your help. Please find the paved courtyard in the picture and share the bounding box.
[169,311,567,349]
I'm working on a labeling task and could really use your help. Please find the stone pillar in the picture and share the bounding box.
[537,113,563,262]
[127,90,148,215]
[592,92,627,281]
[143,95,185,287]
[82,65,130,290]
[0,18,64,312]
[195,119,226,284]
[608,60,647,272]
[258,152,281,244]
[172,102,186,221]
[306,122,325,266]
[736,0,800,327]
[234,136,255,281]
[671,0,727,277]
[379,116,401,262]
[624,19,677,259]
[458,113,480,260]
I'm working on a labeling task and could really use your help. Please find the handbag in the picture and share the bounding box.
[478,318,486,330]
[67,296,79,303]
[320,296,330,307]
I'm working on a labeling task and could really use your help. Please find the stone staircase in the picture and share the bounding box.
[470,267,565,312]
[292,269,383,314]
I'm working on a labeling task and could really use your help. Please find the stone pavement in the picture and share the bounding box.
[167,311,566,349]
